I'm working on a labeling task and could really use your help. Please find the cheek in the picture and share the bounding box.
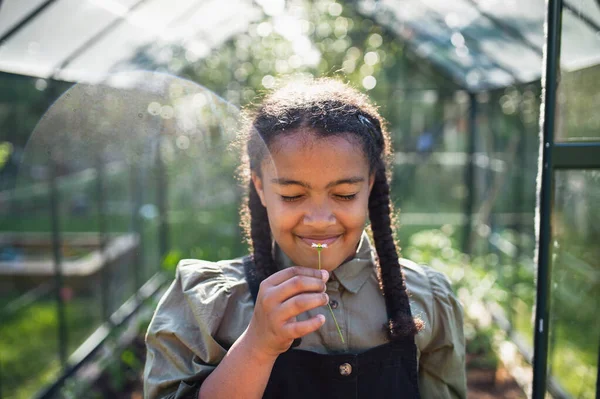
[338,198,370,228]
[357,194,372,225]
[265,202,301,233]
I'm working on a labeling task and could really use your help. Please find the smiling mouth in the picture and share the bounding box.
[298,235,341,247]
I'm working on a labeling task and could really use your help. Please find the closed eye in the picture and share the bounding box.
[280,194,357,202]
[281,195,303,202]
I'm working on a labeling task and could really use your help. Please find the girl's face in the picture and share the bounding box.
[252,130,374,272]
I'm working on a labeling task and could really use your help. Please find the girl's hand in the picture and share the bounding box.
[244,266,329,361]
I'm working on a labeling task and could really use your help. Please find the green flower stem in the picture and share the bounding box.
[317,249,345,344]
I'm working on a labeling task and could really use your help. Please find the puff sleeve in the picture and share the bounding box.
[418,267,467,399]
[143,259,250,399]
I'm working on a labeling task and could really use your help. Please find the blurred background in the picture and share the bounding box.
[0,0,598,398]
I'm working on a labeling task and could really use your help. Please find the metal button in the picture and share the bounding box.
[339,362,352,376]
[329,299,338,309]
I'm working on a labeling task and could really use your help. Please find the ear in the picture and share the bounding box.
[251,171,267,207]
[368,172,375,194]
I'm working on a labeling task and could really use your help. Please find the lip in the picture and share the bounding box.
[298,235,341,247]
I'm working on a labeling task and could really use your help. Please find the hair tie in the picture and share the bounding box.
[357,114,383,147]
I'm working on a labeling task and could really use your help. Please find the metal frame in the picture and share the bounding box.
[49,159,69,368]
[130,163,144,293]
[96,156,109,321]
[553,142,600,169]
[463,93,477,254]
[156,136,170,262]
[532,0,562,396]
[597,336,600,399]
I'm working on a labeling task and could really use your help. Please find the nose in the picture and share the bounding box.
[303,200,336,228]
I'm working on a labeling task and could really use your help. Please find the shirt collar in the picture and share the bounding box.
[273,230,375,294]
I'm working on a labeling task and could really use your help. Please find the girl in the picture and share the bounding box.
[144,78,466,398]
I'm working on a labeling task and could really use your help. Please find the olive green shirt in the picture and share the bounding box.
[144,232,466,398]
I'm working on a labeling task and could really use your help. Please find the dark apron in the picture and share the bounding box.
[243,256,421,399]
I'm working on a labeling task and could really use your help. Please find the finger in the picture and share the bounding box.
[282,314,326,339]
[278,292,329,321]
[266,266,328,287]
[270,275,327,303]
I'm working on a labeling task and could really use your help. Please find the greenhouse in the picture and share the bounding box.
[0,0,598,398]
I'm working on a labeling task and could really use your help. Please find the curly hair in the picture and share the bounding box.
[237,77,422,339]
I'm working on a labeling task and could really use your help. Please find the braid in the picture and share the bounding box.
[369,162,423,339]
[248,180,278,281]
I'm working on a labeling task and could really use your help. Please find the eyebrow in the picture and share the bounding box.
[270,177,365,189]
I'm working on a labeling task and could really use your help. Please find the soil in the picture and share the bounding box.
[466,355,527,399]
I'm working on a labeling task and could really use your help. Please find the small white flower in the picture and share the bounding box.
[311,243,328,249]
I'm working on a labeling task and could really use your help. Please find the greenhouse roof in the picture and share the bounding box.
[0,0,262,84]
[357,0,600,90]
[0,0,599,91]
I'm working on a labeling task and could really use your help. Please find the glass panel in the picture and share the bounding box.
[566,0,600,27]
[560,1,600,72]
[0,0,51,38]
[101,162,137,315]
[0,75,72,397]
[58,169,105,352]
[484,84,539,350]
[138,164,161,283]
[557,63,600,142]
[0,0,259,83]
[557,0,600,142]
[362,0,544,90]
[547,169,600,397]
[391,90,467,246]
[0,0,120,78]
[474,0,546,50]
[57,0,260,84]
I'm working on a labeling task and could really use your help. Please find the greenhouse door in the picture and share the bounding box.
[533,0,600,398]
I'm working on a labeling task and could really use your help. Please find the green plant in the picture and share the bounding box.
[0,298,100,399]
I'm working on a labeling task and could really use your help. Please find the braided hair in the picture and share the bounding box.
[237,78,422,339]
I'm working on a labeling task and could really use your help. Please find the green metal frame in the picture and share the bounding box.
[532,0,562,396]
[463,93,477,254]
[130,163,144,293]
[156,136,170,262]
[49,159,69,368]
[553,142,600,169]
[95,156,109,321]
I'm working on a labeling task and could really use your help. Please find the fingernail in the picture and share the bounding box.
[321,270,329,281]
